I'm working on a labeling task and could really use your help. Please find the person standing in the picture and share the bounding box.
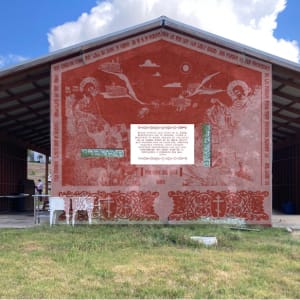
[36,179,43,195]
[36,179,46,210]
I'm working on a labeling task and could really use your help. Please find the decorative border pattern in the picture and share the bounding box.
[168,190,269,221]
[58,190,159,221]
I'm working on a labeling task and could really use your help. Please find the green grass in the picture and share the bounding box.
[0,224,299,298]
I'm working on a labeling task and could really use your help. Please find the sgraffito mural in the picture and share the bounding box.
[51,28,272,224]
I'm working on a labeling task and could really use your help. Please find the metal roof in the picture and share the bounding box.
[1,16,300,156]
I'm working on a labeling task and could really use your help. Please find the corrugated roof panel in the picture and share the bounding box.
[278,110,299,118]
[9,83,36,94]
[273,116,289,123]
[20,93,44,102]
[280,85,300,97]
[289,122,300,128]
[0,101,20,109]
[278,127,296,133]
[290,102,300,110]
[6,107,28,115]
[273,96,292,106]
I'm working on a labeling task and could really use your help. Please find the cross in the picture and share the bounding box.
[100,198,112,219]
[213,194,225,218]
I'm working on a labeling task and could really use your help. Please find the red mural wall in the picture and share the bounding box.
[51,28,272,225]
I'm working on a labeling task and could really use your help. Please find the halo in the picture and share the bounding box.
[226,80,250,100]
[79,77,100,93]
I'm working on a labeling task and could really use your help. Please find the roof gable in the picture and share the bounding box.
[1,16,300,154]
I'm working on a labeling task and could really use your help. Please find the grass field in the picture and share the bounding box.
[0,224,299,299]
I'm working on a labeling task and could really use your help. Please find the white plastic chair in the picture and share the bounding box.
[49,196,70,226]
[72,196,95,226]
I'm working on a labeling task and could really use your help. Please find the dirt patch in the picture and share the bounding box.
[291,231,300,239]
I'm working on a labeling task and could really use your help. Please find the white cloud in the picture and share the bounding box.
[0,54,29,69]
[47,0,299,62]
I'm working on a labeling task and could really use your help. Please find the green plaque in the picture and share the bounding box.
[81,149,124,158]
[202,124,211,167]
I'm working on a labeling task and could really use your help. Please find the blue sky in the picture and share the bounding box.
[0,0,299,69]
[0,0,96,58]
[275,0,300,42]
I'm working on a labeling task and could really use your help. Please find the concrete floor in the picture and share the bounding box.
[0,210,299,229]
[0,213,36,228]
[272,211,300,230]
[0,211,49,228]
